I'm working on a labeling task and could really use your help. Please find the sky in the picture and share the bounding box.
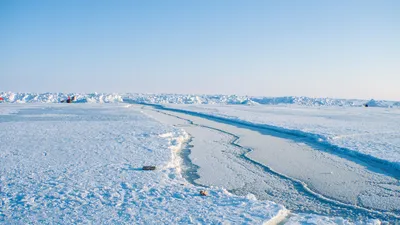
[0,0,399,100]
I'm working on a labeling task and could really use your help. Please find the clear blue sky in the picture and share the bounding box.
[1,0,399,100]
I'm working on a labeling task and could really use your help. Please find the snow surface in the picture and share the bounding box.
[0,107,18,115]
[1,92,399,223]
[165,104,400,172]
[0,104,289,224]
[284,214,381,225]
[143,107,399,223]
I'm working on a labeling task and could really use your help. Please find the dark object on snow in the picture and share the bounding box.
[142,166,156,170]
[364,104,368,107]
[61,96,76,103]
[200,190,208,196]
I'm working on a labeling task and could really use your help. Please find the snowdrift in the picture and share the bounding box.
[125,94,399,107]
[0,92,123,103]
[0,92,399,107]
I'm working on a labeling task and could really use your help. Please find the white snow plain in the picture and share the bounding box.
[0,104,290,224]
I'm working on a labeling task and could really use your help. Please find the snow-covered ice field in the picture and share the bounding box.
[0,104,288,224]
[142,106,399,223]
[0,100,397,224]
[166,104,400,172]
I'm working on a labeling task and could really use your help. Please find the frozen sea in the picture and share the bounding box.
[0,98,398,224]
[0,104,287,224]
[141,103,399,224]
[166,104,400,172]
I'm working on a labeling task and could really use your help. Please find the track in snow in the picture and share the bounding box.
[136,103,400,223]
